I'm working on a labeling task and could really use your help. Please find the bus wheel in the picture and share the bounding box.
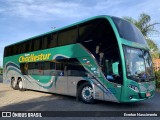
[18,78,25,91]
[79,82,95,104]
[11,78,18,90]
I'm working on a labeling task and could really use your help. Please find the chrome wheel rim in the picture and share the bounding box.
[82,86,93,101]
[13,79,17,87]
[19,81,23,89]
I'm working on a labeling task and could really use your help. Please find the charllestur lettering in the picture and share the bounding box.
[19,53,51,63]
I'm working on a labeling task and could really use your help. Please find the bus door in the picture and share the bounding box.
[102,50,122,102]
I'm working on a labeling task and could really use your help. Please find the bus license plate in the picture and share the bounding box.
[146,92,151,97]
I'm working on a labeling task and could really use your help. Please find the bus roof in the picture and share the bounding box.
[5,15,113,48]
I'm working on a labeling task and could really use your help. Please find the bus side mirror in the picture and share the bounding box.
[112,62,119,76]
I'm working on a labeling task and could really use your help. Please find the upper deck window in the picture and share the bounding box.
[112,17,147,45]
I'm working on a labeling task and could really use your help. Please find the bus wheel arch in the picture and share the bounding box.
[77,80,95,104]
[11,77,19,90]
[17,77,25,91]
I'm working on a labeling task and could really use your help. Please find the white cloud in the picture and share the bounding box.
[1,0,160,22]
[0,0,135,21]
[0,0,92,21]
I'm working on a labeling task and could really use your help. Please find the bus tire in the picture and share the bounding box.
[78,82,95,104]
[11,77,19,90]
[18,78,25,91]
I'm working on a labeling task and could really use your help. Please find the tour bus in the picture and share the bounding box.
[3,15,155,103]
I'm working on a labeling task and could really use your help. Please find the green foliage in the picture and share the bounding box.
[155,70,160,88]
[146,39,159,59]
[0,68,3,74]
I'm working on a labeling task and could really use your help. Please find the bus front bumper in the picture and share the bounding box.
[120,90,155,103]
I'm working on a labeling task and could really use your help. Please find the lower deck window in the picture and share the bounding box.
[20,58,87,77]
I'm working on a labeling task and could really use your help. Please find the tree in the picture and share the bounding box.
[123,13,160,59]
[146,39,159,58]
[155,70,160,88]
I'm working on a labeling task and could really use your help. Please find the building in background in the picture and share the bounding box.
[153,59,160,72]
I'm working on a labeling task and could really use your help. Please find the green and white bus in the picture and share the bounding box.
[3,15,155,103]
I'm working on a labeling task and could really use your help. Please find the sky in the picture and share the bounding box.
[0,0,160,67]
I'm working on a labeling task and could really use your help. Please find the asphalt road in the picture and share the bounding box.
[0,75,159,120]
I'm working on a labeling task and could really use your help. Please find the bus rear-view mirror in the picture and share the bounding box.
[112,62,119,76]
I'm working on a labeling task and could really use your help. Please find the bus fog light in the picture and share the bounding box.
[128,85,139,92]
[129,96,132,99]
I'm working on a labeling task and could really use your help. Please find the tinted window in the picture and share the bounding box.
[67,58,87,76]
[56,62,65,70]
[48,34,57,48]
[7,47,13,56]
[20,63,28,75]
[112,17,147,45]
[78,19,100,43]
[21,61,56,76]
[4,47,12,57]
[43,34,57,49]
[4,47,7,57]
[32,38,43,51]
[23,41,32,53]
[34,62,43,75]
[43,35,48,49]
[19,42,25,54]
[13,45,18,55]
[17,44,23,54]
[79,18,118,58]
[43,61,56,75]
[8,43,25,56]
[27,62,43,75]
[58,27,77,46]
[20,58,87,77]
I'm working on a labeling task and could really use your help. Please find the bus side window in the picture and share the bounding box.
[13,45,18,55]
[43,35,48,49]
[67,58,87,77]
[8,47,13,56]
[21,42,25,54]
[28,62,35,75]
[18,44,23,54]
[33,62,43,75]
[42,34,57,49]
[4,47,7,57]
[20,63,28,75]
[43,61,56,76]
[5,47,10,56]
[56,62,64,76]
[32,38,43,51]
[58,27,77,46]
[23,41,32,53]
[47,34,57,48]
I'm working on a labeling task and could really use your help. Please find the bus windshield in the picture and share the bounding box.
[112,17,148,45]
[123,46,155,82]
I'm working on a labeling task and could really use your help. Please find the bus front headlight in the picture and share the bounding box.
[128,85,139,92]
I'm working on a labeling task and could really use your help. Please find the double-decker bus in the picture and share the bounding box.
[3,15,155,103]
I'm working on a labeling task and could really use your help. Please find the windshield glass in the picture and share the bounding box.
[112,17,148,46]
[123,46,154,82]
